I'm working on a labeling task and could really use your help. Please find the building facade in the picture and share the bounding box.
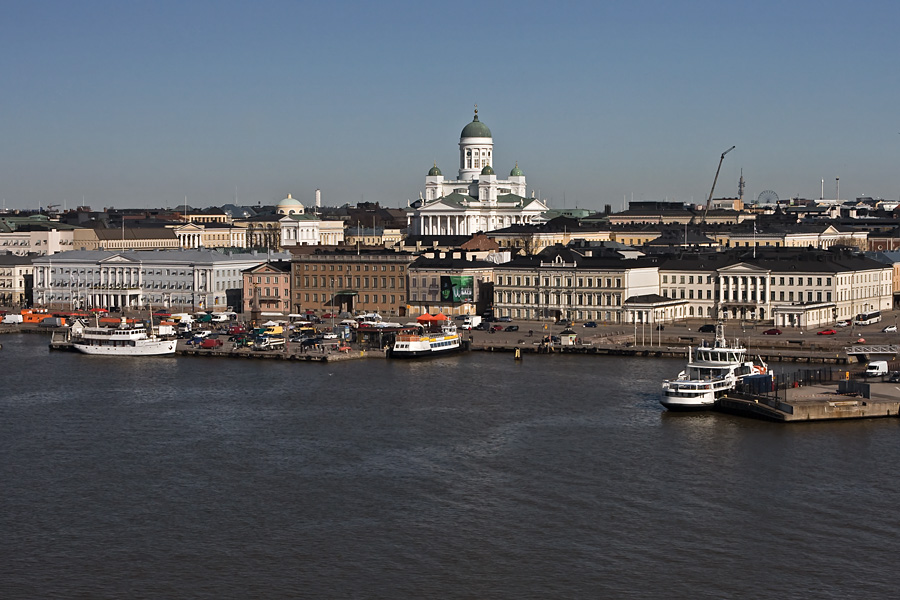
[492,245,660,323]
[243,261,292,317]
[0,253,35,306]
[32,249,285,312]
[658,248,892,327]
[290,247,416,317]
[407,253,497,316]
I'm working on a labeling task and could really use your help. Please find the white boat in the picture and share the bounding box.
[661,323,768,411]
[390,321,462,358]
[73,317,176,356]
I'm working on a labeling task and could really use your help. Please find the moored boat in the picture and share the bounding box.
[661,323,767,411]
[73,316,176,356]
[390,314,462,358]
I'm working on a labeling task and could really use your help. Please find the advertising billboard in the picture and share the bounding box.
[440,276,474,303]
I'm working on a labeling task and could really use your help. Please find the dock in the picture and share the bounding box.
[717,380,900,422]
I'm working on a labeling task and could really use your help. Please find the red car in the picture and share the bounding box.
[490,325,503,332]
[199,338,223,349]
[817,329,837,335]
[763,328,782,335]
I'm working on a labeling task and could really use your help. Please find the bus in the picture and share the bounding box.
[854,311,882,326]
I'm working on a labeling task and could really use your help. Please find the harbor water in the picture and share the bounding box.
[2,333,899,598]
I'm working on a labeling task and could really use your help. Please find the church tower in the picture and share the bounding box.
[458,106,493,182]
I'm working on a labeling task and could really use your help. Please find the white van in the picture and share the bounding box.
[2,314,24,324]
[865,361,889,377]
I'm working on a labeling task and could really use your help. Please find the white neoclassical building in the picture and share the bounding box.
[274,193,345,247]
[407,108,549,236]
[32,249,288,312]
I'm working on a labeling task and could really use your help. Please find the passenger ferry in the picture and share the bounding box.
[661,323,767,410]
[390,319,462,358]
[73,317,176,356]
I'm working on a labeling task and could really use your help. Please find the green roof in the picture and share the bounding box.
[510,162,524,177]
[481,165,495,175]
[428,163,442,176]
[461,111,492,138]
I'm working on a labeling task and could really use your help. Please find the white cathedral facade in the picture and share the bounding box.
[407,109,549,236]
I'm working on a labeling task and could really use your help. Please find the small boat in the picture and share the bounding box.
[390,316,462,358]
[73,316,176,357]
[661,323,767,411]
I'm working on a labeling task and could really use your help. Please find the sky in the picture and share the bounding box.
[2,0,899,213]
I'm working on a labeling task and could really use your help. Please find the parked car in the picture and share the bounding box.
[490,325,503,332]
[504,325,519,332]
[559,319,574,327]
[583,321,598,328]
[835,320,850,327]
[498,316,512,322]
[698,324,716,333]
[882,325,898,333]
[817,329,837,335]
[888,371,900,383]
[321,332,338,339]
[763,328,782,335]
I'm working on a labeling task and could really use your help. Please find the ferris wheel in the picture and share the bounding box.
[757,190,779,204]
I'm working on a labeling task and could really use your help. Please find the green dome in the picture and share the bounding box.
[461,109,492,138]
[481,165,495,175]
[428,163,442,176]
[510,162,524,177]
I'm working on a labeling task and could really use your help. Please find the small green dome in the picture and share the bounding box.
[481,165,495,175]
[510,162,524,177]
[461,108,492,138]
[428,163,442,176]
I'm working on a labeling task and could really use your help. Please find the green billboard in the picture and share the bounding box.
[440,276,474,303]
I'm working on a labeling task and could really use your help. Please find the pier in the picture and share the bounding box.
[718,382,900,422]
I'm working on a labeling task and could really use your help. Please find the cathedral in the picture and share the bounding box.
[407,108,549,235]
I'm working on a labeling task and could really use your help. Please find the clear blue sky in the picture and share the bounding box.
[2,0,899,212]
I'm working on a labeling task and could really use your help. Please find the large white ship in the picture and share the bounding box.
[390,317,462,358]
[73,317,176,357]
[661,323,767,410]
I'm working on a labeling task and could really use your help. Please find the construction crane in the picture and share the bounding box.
[701,145,735,224]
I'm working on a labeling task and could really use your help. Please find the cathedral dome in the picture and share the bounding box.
[461,109,492,138]
[481,165,495,175]
[276,194,304,215]
[428,163,442,176]
[510,162,524,177]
